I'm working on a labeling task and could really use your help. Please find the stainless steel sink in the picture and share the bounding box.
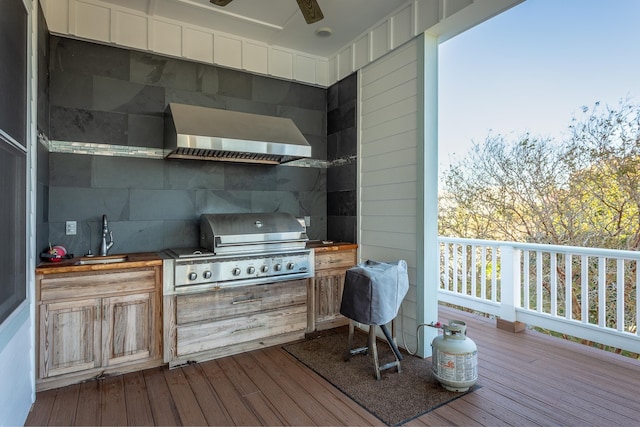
[75,256,129,265]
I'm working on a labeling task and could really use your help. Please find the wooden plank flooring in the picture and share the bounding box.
[25,305,640,426]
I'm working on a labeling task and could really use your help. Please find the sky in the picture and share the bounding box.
[438,0,640,171]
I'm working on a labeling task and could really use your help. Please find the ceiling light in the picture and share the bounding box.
[315,27,332,38]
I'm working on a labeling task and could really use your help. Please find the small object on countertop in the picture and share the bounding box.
[85,249,94,257]
[322,240,333,244]
[41,244,68,262]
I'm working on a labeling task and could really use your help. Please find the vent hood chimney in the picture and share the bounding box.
[164,103,312,165]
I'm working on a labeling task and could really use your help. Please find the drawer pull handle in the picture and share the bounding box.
[231,297,262,305]
[232,323,266,333]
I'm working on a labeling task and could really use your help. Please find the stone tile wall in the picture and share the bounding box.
[44,36,328,256]
[326,73,357,243]
[36,4,50,257]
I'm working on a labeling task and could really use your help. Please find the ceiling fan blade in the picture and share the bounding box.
[296,0,324,24]
[210,0,234,6]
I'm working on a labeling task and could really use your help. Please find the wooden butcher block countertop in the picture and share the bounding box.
[306,241,358,252]
[36,252,162,274]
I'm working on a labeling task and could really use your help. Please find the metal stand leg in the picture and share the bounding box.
[380,324,403,362]
[345,319,402,380]
[346,319,369,361]
[369,326,381,380]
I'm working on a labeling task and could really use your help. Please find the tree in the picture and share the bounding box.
[438,100,640,346]
[439,99,640,250]
[564,100,640,250]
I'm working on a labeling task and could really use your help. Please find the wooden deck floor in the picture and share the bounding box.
[25,305,640,426]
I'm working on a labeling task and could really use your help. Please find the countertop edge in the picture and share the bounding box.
[35,244,360,274]
[36,252,163,274]
[307,242,358,252]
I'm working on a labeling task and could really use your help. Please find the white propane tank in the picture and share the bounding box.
[431,320,478,392]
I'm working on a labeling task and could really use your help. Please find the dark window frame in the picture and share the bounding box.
[0,0,28,325]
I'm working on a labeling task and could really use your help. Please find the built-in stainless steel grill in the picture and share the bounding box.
[164,212,313,294]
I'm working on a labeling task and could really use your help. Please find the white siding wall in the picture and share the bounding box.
[359,36,438,356]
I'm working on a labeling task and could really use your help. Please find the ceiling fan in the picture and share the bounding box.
[209,0,324,24]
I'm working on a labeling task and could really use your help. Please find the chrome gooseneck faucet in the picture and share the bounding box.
[100,214,114,256]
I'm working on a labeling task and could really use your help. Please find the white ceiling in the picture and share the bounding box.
[97,0,413,57]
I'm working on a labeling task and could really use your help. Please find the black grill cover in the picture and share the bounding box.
[340,260,409,325]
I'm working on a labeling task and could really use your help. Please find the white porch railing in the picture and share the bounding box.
[438,237,640,354]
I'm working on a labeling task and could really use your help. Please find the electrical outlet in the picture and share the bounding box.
[65,221,77,235]
[304,216,311,227]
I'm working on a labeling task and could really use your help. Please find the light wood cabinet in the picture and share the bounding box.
[39,298,101,377]
[36,265,162,391]
[102,292,155,366]
[165,279,307,368]
[308,245,357,332]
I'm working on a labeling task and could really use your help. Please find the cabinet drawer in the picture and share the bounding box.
[39,268,158,302]
[176,279,306,324]
[176,305,307,356]
[314,249,357,271]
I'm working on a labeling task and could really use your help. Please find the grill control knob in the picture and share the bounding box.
[203,270,212,279]
[274,264,282,272]
[287,262,295,270]
[261,265,269,273]
[232,267,241,276]
[188,272,197,281]
[247,266,256,274]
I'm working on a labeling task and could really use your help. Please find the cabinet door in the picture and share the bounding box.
[102,292,155,366]
[315,268,347,324]
[39,298,101,378]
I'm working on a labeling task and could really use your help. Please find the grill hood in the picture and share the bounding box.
[164,103,312,164]
[200,212,308,255]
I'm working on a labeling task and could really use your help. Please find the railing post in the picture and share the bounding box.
[497,245,525,332]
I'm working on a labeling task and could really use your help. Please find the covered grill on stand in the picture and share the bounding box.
[340,260,409,380]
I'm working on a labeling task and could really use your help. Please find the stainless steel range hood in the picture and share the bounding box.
[164,103,312,165]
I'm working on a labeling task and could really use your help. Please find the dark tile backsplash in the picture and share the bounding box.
[49,37,131,80]
[92,76,166,115]
[327,163,356,193]
[130,51,198,91]
[327,126,357,160]
[127,114,164,148]
[40,35,360,257]
[327,190,357,216]
[327,216,357,244]
[50,106,129,145]
[36,4,50,257]
[327,100,356,136]
[326,73,357,243]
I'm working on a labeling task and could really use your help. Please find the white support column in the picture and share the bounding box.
[416,33,439,357]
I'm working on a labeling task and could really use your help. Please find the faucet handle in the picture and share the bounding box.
[107,231,114,252]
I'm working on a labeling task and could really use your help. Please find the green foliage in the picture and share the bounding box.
[439,99,640,348]
[439,99,640,250]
